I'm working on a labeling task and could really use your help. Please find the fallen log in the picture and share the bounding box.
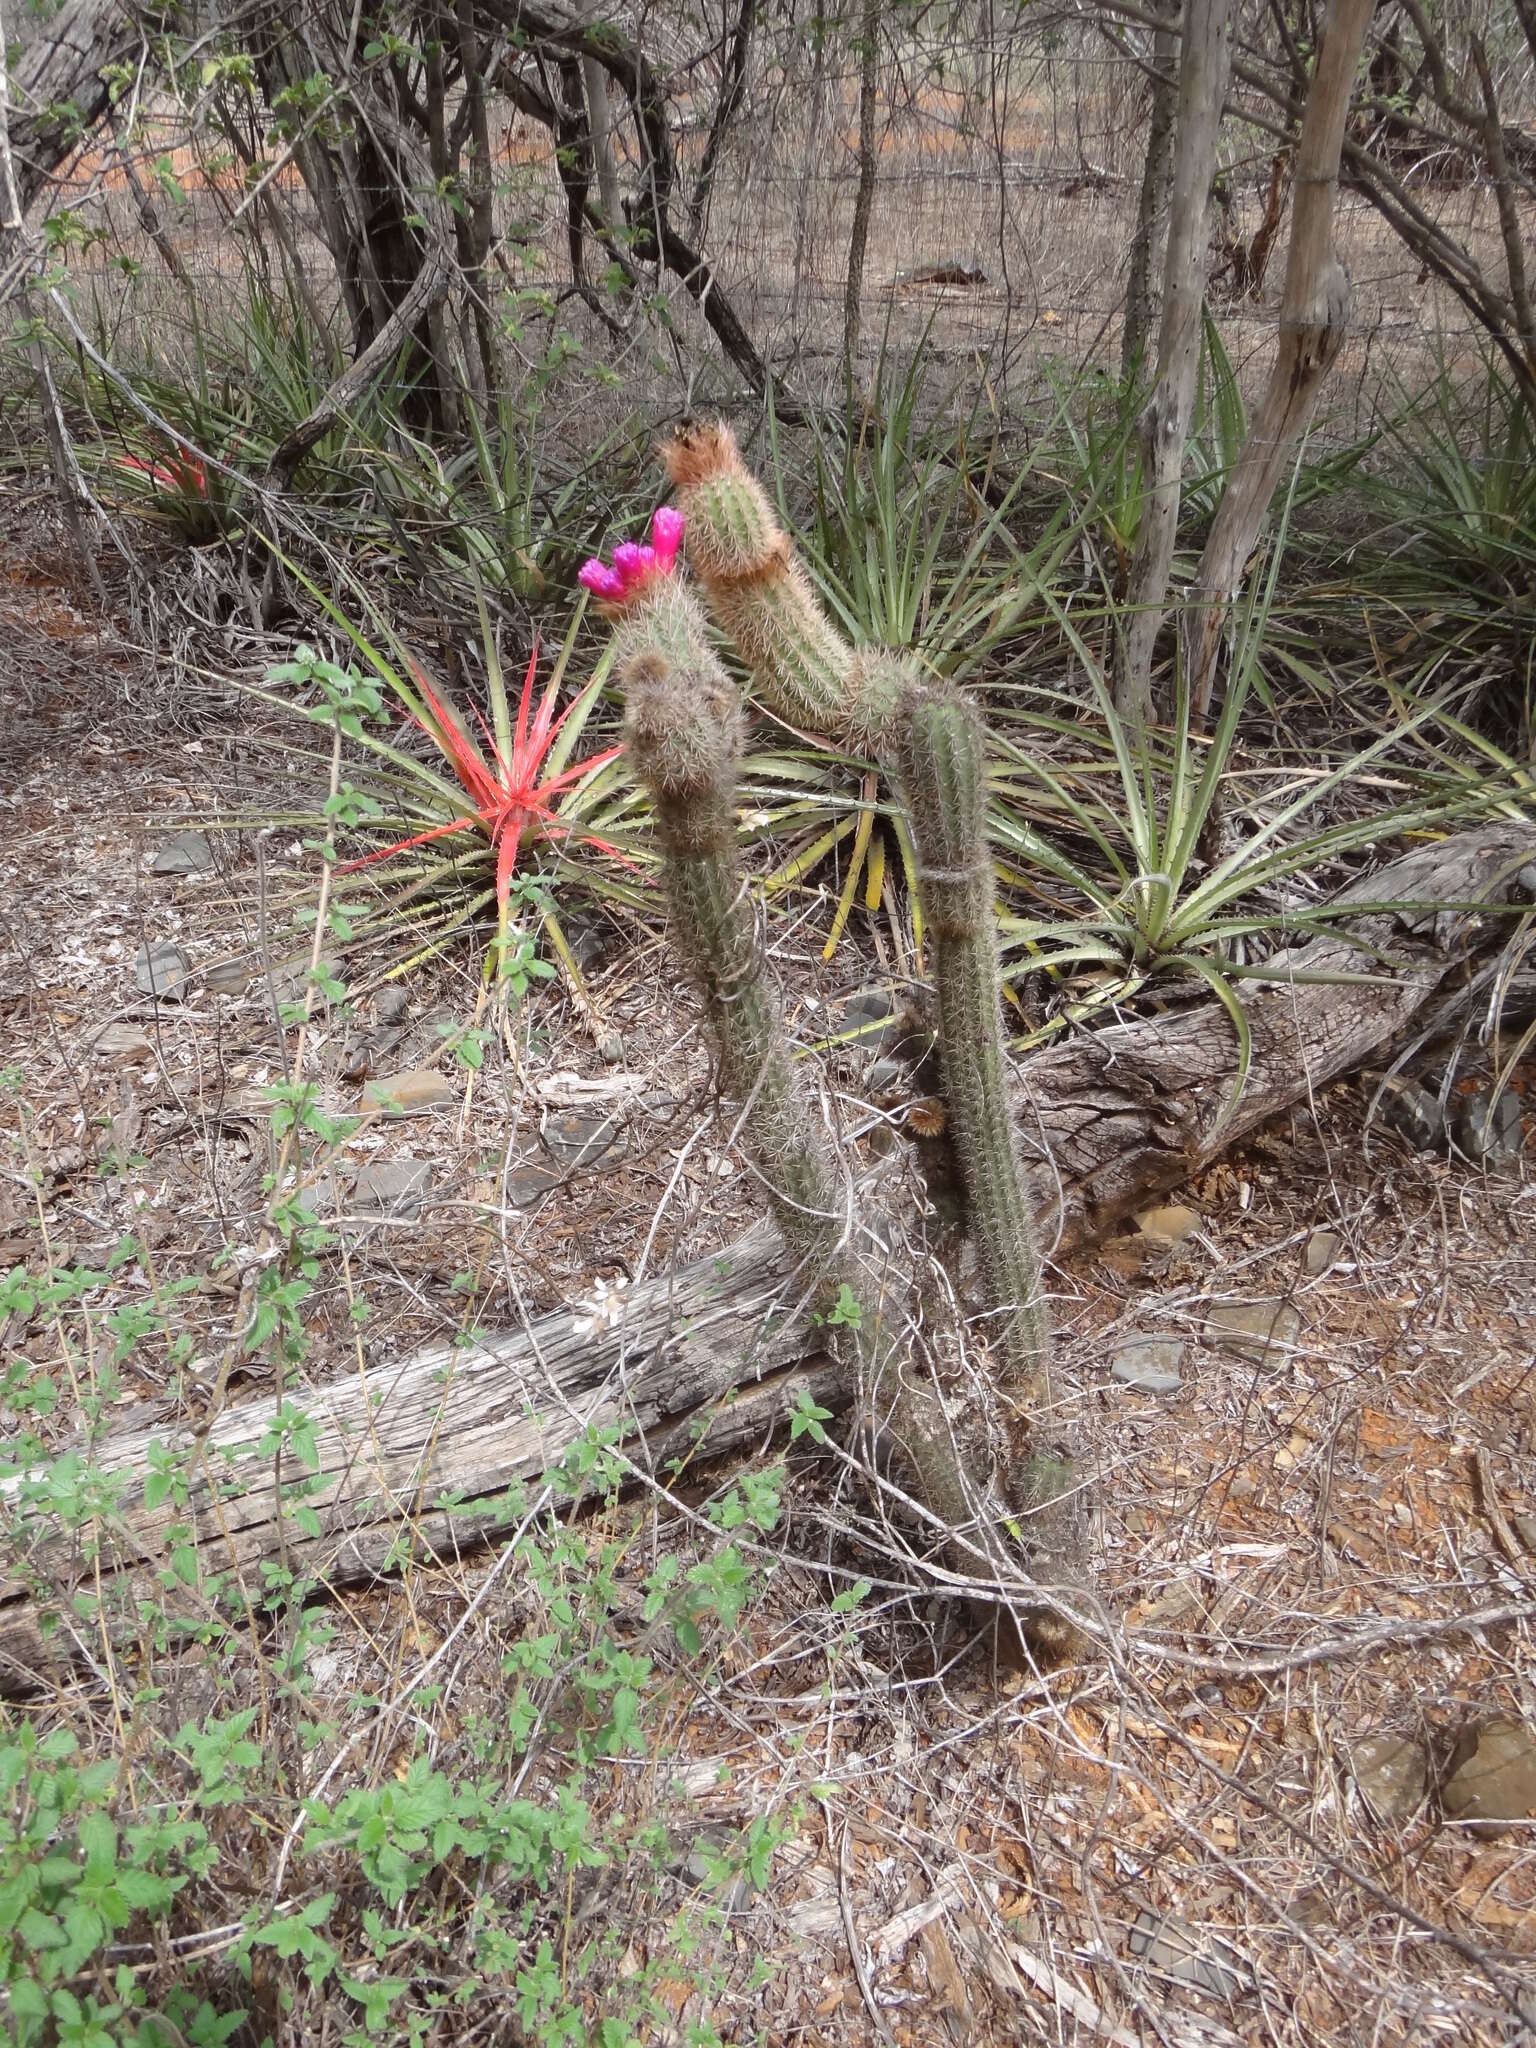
[2,819,1530,1692]
[1017,820,1535,1245]
[0,1225,837,1689]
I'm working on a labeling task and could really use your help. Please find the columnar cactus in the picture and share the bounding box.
[662,423,903,755]
[582,482,1088,1653]
[657,430,1054,1401]
[585,519,844,1277]
[892,683,1052,1405]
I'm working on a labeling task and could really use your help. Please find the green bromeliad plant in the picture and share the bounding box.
[988,463,1498,1129]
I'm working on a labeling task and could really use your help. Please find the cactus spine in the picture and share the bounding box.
[893,683,1052,1405]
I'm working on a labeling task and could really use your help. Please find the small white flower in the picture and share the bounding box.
[571,1274,630,1340]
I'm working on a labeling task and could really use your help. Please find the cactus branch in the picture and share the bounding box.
[662,421,851,735]
[894,681,1053,1407]
[616,582,848,1276]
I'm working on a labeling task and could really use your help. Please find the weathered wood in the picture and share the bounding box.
[0,1225,831,1688]
[1018,821,1534,1243]
[2,821,1530,1691]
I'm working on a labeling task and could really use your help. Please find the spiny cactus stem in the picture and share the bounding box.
[896,686,1053,1409]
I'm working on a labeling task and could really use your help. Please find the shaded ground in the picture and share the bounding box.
[2,502,1533,2045]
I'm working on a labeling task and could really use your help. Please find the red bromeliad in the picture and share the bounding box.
[339,645,622,923]
[116,449,208,497]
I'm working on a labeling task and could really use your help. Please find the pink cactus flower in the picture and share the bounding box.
[651,505,684,573]
[577,561,626,603]
[579,508,686,607]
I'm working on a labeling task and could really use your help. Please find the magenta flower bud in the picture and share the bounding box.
[578,559,626,603]
[611,540,650,588]
[651,505,684,571]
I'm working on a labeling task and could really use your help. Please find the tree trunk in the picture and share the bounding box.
[1184,0,1375,721]
[689,0,754,237]
[453,0,500,407]
[787,29,828,360]
[1112,0,1232,728]
[0,0,108,605]
[3,820,1527,1693]
[843,0,881,369]
[1120,8,1179,384]
[582,57,622,228]
[7,0,140,212]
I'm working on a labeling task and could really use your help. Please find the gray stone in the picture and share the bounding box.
[1204,1298,1301,1367]
[350,1159,432,1218]
[1512,1514,1536,1555]
[841,987,902,1055]
[1128,1912,1244,2002]
[1381,1078,1445,1151]
[204,957,250,995]
[1109,1338,1185,1394]
[375,985,410,1026]
[597,1032,624,1065]
[506,1160,559,1206]
[1348,1732,1427,1826]
[134,941,191,1002]
[1454,1088,1523,1167]
[362,1068,457,1115]
[275,955,343,1010]
[150,830,214,875]
[94,1021,152,1057]
[542,1111,623,1169]
[1304,1229,1343,1276]
[1442,1721,1536,1831]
